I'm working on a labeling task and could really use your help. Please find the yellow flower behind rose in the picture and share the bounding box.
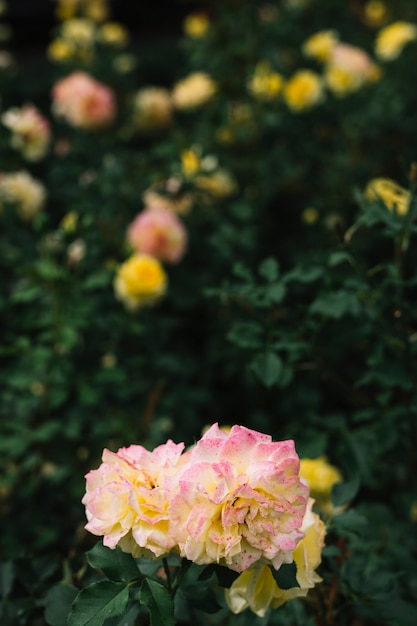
[375,21,417,61]
[60,211,78,233]
[183,12,210,38]
[300,456,343,513]
[114,254,167,311]
[98,22,129,46]
[61,17,96,45]
[247,61,284,102]
[133,87,173,131]
[283,69,324,112]
[302,30,339,63]
[47,38,76,62]
[225,498,326,617]
[181,149,201,177]
[364,1,389,28]
[172,71,217,111]
[0,170,47,222]
[195,169,237,198]
[364,177,410,215]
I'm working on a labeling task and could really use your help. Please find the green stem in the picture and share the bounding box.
[162,557,173,593]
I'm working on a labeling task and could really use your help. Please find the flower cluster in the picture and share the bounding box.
[83,424,317,570]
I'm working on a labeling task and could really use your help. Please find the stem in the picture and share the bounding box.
[172,558,192,593]
[162,557,173,593]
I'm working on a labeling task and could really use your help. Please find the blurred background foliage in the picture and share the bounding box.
[1,0,417,624]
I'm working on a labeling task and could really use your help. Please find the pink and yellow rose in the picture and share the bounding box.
[225,497,326,616]
[82,441,185,558]
[167,424,309,572]
[52,71,116,129]
[126,207,187,264]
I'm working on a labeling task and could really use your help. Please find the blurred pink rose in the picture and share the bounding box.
[167,424,309,572]
[126,206,187,263]
[52,71,116,129]
[82,440,184,558]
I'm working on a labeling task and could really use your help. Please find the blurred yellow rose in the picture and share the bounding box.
[302,30,339,63]
[247,61,284,101]
[183,12,210,38]
[375,21,417,60]
[114,254,167,311]
[300,456,343,513]
[364,177,410,215]
[283,70,324,112]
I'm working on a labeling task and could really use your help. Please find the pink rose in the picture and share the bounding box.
[126,206,187,263]
[167,424,309,572]
[82,440,184,558]
[52,71,116,129]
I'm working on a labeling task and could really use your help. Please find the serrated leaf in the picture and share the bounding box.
[139,578,175,626]
[87,543,141,583]
[252,352,282,387]
[44,584,78,626]
[67,581,129,626]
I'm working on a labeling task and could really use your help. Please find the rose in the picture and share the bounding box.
[167,424,309,572]
[225,498,326,616]
[82,441,184,559]
[126,207,187,263]
[52,71,116,129]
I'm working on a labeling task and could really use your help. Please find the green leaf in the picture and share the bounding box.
[44,584,78,626]
[331,475,360,508]
[331,509,367,535]
[67,581,129,626]
[310,290,361,318]
[87,543,141,583]
[252,352,283,387]
[266,282,286,304]
[0,561,14,599]
[258,258,279,282]
[284,266,323,283]
[328,251,353,267]
[270,563,299,590]
[139,578,175,626]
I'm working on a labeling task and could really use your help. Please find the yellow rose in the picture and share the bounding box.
[283,70,324,112]
[114,254,167,311]
[172,72,217,110]
[181,149,201,177]
[302,30,339,63]
[364,1,389,28]
[98,22,129,46]
[375,21,417,60]
[183,12,210,38]
[247,61,284,101]
[364,177,410,215]
[47,38,76,62]
[300,456,343,513]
